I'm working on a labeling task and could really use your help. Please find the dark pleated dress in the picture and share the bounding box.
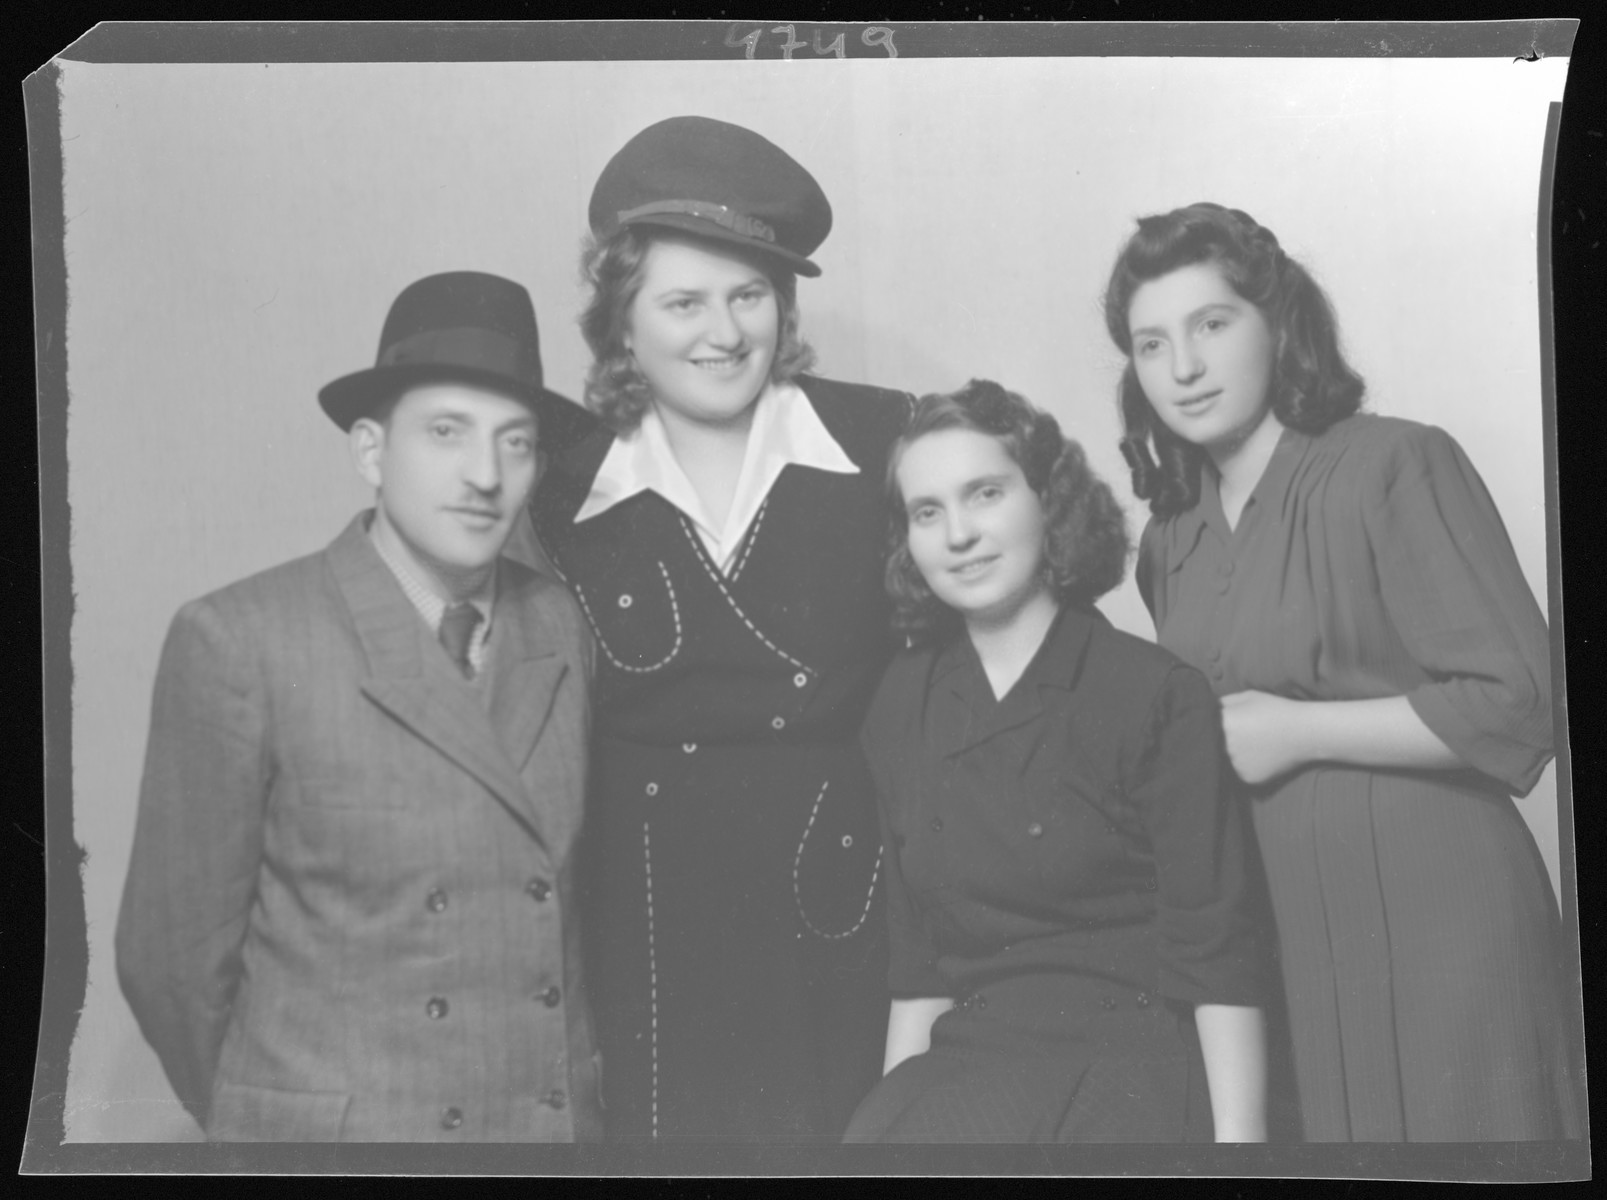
[1138,414,1584,1142]
[843,606,1264,1143]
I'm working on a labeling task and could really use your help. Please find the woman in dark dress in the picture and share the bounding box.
[844,380,1266,1143]
[1104,202,1583,1141]
[525,116,912,1141]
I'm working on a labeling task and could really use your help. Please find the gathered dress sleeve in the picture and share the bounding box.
[1361,424,1553,794]
[861,662,951,999]
[1128,663,1262,1009]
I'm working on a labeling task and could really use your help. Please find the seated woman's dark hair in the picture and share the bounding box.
[1102,202,1366,518]
[577,227,817,434]
[885,379,1131,646]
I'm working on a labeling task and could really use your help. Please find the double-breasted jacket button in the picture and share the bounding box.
[1135,992,1152,1008]
[930,817,944,833]
[440,1106,463,1130]
[426,996,449,1020]
[1027,822,1044,839]
[771,716,786,731]
[425,888,449,913]
[1099,997,1117,1011]
[545,1090,568,1110]
[526,878,551,902]
[540,985,562,1008]
[840,834,854,848]
[793,672,808,688]
[645,782,659,797]
[617,593,633,609]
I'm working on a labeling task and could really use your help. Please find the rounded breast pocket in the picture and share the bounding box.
[572,558,683,675]
[793,778,883,940]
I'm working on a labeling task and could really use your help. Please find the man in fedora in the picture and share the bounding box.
[115,271,601,1142]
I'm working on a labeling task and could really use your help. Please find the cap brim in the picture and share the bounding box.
[317,364,565,431]
[618,212,822,278]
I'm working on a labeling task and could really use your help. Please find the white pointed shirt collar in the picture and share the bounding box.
[574,381,859,572]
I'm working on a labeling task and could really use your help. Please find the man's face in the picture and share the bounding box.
[352,382,538,593]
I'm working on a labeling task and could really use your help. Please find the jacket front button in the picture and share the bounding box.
[440,1106,463,1130]
[546,1090,568,1110]
[425,888,448,913]
[426,996,449,1020]
[526,878,551,902]
[1027,822,1044,839]
[645,782,659,796]
[793,672,808,688]
[771,716,786,730]
[617,594,633,608]
[541,985,562,1008]
[682,742,697,754]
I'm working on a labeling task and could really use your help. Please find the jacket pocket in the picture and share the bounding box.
[792,778,883,939]
[208,1080,352,1142]
[571,559,683,676]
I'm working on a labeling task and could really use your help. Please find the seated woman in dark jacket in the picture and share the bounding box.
[844,379,1266,1143]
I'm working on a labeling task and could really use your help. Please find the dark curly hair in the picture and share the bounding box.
[1102,203,1366,518]
[885,379,1131,645]
[577,226,817,434]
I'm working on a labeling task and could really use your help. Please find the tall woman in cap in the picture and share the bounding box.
[525,116,913,1141]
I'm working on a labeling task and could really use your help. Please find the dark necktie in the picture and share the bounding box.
[438,602,484,679]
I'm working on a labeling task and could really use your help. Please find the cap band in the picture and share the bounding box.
[378,326,542,390]
[616,199,777,245]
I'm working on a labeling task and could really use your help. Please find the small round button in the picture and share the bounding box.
[645,782,659,796]
[771,716,786,730]
[541,985,562,1008]
[840,834,854,848]
[793,672,808,688]
[546,1090,568,1110]
[617,594,633,609]
[425,888,448,913]
[526,878,551,902]
[682,742,697,754]
[426,996,449,1020]
[1027,822,1044,839]
[440,1106,463,1130]
[1135,992,1152,1008]
[930,817,943,833]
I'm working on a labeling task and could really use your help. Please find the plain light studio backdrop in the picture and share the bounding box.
[55,55,1570,1141]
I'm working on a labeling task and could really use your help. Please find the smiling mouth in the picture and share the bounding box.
[692,351,750,373]
[1176,390,1221,412]
[449,507,502,524]
[950,555,998,579]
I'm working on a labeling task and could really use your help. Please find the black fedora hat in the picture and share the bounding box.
[318,271,565,430]
[588,116,832,278]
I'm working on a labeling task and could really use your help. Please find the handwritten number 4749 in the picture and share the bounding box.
[726,24,898,59]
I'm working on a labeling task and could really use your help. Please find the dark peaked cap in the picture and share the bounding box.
[589,115,833,277]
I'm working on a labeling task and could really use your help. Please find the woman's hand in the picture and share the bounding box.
[1219,690,1310,785]
[1220,691,1466,786]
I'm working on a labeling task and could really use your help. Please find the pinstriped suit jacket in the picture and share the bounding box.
[115,514,601,1142]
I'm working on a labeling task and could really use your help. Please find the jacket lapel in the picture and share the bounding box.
[484,566,569,776]
[934,608,1101,778]
[326,516,545,840]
